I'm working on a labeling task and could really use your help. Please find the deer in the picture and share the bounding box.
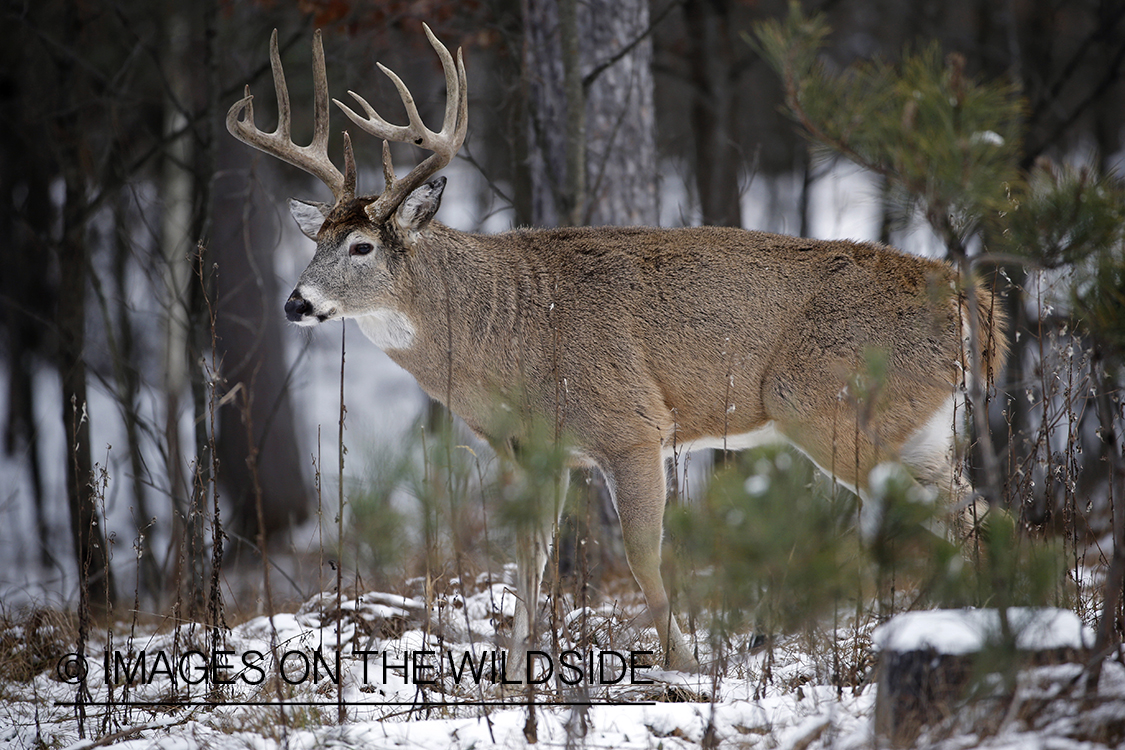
[227,25,1007,673]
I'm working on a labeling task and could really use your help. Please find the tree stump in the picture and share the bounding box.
[873,608,1091,747]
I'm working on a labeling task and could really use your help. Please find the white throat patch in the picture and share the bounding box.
[356,309,416,350]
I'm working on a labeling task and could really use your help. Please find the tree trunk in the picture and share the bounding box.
[523,0,657,227]
[0,146,54,568]
[524,0,568,226]
[59,178,116,616]
[582,0,658,226]
[684,0,742,228]
[161,12,209,614]
[111,191,160,597]
[56,1,115,616]
[213,135,310,544]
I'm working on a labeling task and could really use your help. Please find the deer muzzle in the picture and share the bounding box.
[285,293,312,322]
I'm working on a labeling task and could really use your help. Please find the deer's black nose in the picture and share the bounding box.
[285,294,311,322]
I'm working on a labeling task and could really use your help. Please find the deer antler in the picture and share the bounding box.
[334,23,467,223]
[226,29,357,206]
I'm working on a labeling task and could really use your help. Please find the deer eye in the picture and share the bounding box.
[350,242,374,256]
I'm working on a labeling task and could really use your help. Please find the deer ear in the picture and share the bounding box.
[290,199,332,240]
[395,177,446,232]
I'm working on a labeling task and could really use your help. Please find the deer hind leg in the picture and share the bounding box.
[761,346,964,489]
[898,390,983,538]
[761,382,883,496]
[602,446,698,672]
[509,468,569,674]
[765,359,973,540]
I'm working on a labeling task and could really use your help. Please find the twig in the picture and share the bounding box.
[66,715,196,750]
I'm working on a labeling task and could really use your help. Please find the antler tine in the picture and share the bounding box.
[226,29,353,205]
[342,130,357,199]
[424,23,468,144]
[335,24,468,223]
[334,76,413,144]
[310,30,338,163]
[269,29,292,141]
[381,140,396,190]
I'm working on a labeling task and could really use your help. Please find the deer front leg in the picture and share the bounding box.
[605,447,698,672]
[508,469,569,676]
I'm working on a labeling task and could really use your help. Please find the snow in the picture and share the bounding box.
[970,130,1006,147]
[0,586,881,750]
[4,587,1120,750]
[872,608,1094,655]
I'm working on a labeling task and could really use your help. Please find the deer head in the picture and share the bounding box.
[226,25,467,340]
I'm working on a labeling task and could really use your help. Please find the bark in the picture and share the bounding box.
[524,0,568,226]
[161,12,208,613]
[111,192,159,595]
[560,0,585,226]
[523,0,657,227]
[59,177,116,615]
[0,147,54,568]
[581,0,658,226]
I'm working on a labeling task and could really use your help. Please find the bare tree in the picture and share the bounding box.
[55,0,118,614]
[0,124,55,569]
[0,0,319,613]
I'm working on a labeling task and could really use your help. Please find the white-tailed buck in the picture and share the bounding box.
[228,26,1007,671]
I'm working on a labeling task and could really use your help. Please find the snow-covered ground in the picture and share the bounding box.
[1,580,862,749]
[3,580,1123,750]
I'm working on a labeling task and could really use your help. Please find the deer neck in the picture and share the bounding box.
[375,224,530,426]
